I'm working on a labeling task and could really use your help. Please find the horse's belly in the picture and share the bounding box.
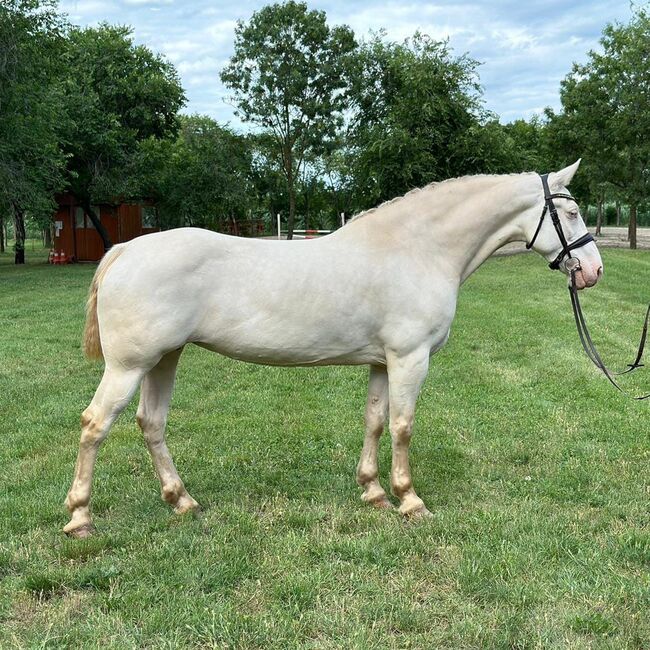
[194,320,386,367]
[196,338,386,367]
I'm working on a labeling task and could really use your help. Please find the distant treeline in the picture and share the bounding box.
[2,1,649,262]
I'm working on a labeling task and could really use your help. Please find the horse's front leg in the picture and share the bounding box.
[387,348,432,518]
[356,365,392,509]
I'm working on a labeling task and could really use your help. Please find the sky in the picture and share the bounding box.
[58,0,635,127]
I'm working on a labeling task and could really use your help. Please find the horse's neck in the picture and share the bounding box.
[443,188,528,283]
[361,177,533,284]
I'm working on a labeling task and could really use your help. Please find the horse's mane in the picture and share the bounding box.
[349,172,535,222]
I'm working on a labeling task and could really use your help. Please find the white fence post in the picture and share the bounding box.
[277,213,281,240]
[340,212,345,227]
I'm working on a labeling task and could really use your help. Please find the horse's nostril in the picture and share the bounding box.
[597,266,603,278]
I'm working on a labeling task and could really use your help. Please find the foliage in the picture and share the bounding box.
[3,0,650,252]
[221,1,356,237]
[553,8,650,243]
[136,115,256,230]
[346,32,489,210]
[61,23,185,247]
[0,0,68,262]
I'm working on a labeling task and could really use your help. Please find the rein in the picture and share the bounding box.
[532,173,650,400]
[569,270,650,400]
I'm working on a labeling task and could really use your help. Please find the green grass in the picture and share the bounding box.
[1,245,649,648]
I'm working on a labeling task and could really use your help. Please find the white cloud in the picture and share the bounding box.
[490,26,538,50]
[176,56,222,74]
[204,19,238,44]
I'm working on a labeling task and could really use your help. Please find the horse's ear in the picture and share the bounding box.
[550,159,581,190]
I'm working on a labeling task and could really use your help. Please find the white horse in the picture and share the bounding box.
[64,161,603,537]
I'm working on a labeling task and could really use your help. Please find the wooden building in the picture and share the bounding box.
[52,194,158,262]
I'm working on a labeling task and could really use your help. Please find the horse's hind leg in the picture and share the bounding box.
[356,365,392,509]
[135,347,199,515]
[387,348,432,518]
[64,366,144,537]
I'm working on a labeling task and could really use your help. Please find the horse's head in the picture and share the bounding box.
[524,160,603,290]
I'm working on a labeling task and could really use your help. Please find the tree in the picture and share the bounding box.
[137,115,256,231]
[221,1,356,239]
[61,24,185,251]
[345,32,489,211]
[556,8,650,248]
[0,0,67,263]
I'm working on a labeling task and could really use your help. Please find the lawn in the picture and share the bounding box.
[0,245,649,649]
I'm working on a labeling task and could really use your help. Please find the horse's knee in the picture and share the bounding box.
[390,417,413,444]
[79,409,107,447]
[136,412,166,443]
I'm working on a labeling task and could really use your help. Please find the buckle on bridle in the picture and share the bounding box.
[564,257,581,273]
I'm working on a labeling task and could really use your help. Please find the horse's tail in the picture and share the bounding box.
[83,244,127,360]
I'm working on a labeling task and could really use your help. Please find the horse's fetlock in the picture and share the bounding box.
[391,474,412,497]
[356,466,377,486]
[65,490,87,512]
[162,480,184,504]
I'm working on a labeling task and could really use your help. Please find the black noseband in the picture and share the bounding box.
[526,173,595,270]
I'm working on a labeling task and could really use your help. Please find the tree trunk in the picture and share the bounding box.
[285,145,295,240]
[287,185,296,240]
[13,203,26,265]
[43,227,52,248]
[596,199,603,236]
[616,201,621,226]
[83,201,112,251]
[0,214,4,253]
[304,188,310,232]
[629,203,637,249]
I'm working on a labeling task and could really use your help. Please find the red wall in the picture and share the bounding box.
[52,199,156,262]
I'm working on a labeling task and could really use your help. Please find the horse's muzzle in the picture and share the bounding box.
[573,264,603,290]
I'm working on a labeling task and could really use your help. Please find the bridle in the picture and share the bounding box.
[526,173,595,270]
[529,173,650,400]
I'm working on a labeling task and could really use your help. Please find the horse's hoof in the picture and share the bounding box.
[174,496,200,515]
[399,499,433,520]
[370,495,394,510]
[63,522,95,538]
[405,506,433,519]
[361,488,393,510]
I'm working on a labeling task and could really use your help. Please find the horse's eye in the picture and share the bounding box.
[567,210,578,219]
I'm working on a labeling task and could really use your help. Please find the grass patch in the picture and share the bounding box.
[1,245,650,647]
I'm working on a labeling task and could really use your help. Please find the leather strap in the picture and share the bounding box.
[569,270,650,400]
